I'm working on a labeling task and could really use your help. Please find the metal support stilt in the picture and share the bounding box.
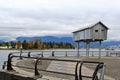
[86,41,90,57]
[77,42,80,57]
[99,41,102,59]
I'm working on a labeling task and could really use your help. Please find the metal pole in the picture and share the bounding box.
[7,55,13,71]
[77,42,80,57]
[28,52,31,58]
[20,48,22,59]
[52,51,54,56]
[100,64,106,80]
[88,42,90,57]
[99,41,102,59]
[86,41,90,57]
[65,51,67,57]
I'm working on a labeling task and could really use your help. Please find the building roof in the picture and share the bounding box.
[73,21,109,33]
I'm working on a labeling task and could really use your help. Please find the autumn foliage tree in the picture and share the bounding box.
[27,41,34,49]
[53,43,58,48]
[16,41,22,49]
[2,39,75,50]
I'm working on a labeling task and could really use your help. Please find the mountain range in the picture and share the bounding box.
[16,36,120,47]
[1,36,120,47]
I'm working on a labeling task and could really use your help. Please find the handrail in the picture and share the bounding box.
[92,62,105,80]
[79,61,83,80]
[9,50,120,59]
[29,50,120,57]
[35,57,105,80]
[6,52,106,80]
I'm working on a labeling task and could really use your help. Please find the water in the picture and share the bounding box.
[0,50,19,70]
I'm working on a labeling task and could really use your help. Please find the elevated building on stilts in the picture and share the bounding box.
[73,21,109,58]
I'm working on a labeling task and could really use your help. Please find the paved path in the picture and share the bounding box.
[47,60,115,80]
[12,59,115,80]
[12,59,69,80]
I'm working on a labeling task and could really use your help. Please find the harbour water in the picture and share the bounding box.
[0,50,18,70]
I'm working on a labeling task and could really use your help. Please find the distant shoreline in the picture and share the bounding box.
[0,48,75,51]
[0,48,119,51]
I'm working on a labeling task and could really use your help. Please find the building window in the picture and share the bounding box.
[95,30,98,32]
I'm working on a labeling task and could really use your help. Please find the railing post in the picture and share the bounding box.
[2,61,6,69]
[28,52,31,58]
[77,42,80,57]
[52,51,55,56]
[65,51,67,57]
[99,41,102,59]
[75,61,79,80]
[20,48,22,59]
[100,64,106,80]
[119,51,120,57]
[75,61,83,80]
[79,62,83,80]
[116,52,117,56]
[110,51,111,56]
[92,62,104,80]
[92,51,94,57]
[41,53,44,57]
[35,59,40,76]
[35,58,42,77]
[7,54,13,71]
[106,51,109,57]
[41,52,43,57]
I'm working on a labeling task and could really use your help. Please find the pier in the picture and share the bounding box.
[1,50,116,80]
[1,49,120,80]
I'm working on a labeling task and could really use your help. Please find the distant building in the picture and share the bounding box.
[73,21,108,42]
[72,21,109,58]
[0,46,8,49]
[0,46,12,49]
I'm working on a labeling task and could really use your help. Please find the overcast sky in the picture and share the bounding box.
[0,0,120,41]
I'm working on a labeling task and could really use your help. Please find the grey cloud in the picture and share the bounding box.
[0,0,120,41]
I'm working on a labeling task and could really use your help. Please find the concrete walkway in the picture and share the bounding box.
[12,59,69,80]
[12,59,115,80]
[47,60,115,80]
[12,59,44,80]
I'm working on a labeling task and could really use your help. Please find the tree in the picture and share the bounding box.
[22,40,28,49]
[27,41,34,49]
[59,42,63,48]
[6,42,9,48]
[33,39,42,49]
[16,41,22,49]
[0,43,1,46]
[10,41,16,48]
[33,40,38,49]
[36,39,43,49]
[43,44,47,49]
[1,42,6,46]
[53,43,58,48]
